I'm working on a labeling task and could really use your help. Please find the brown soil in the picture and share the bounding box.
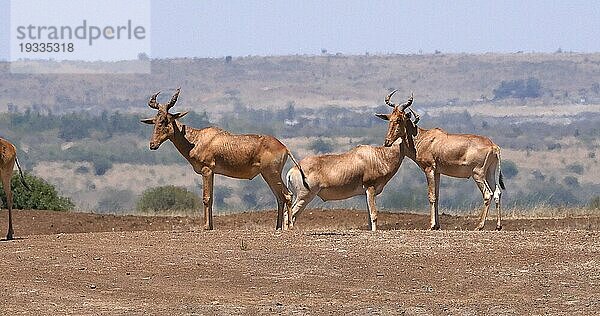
[1,209,599,315]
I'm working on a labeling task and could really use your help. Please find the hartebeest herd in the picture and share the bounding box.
[139,88,505,232]
[2,87,506,240]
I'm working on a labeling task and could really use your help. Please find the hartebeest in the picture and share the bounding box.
[285,94,415,231]
[141,88,308,230]
[1,138,29,240]
[377,90,505,230]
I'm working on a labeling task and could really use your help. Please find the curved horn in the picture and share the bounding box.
[148,91,161,109]
[385,89,398,107]
[166,87,181,110]
[400,92,414,111]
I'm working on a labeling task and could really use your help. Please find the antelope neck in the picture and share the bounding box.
[402,126,427,161]
[170,121,194,159]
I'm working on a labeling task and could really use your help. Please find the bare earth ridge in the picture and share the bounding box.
[1,209,599,315]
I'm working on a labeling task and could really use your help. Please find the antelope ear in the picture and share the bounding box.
[140,118,155,124]
[171,111,189,120]
[375,113,389,121]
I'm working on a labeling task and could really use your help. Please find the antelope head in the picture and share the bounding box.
[375,90,417,147]
[141,87,189,150]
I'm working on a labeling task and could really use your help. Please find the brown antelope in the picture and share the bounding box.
[285,94,415,231]
[377,90,505,230]
[1,138,29,240]
[141,88,308,230]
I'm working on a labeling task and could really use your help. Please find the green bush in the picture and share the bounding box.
[0,173,74,211]
[136,185,201,213]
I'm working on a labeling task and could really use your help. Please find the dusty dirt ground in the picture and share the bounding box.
[1,209,599,315]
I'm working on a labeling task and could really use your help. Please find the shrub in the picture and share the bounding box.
[501,160,519,179]
[0,173,74,211]
[136,185,201,213]
[93,157,113,176]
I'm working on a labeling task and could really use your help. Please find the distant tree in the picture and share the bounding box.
[92,157,113,176]
[493,78,542,100]
[501,160,519,179]
[562,176,580,188]
[0,173,74,211]
[284,101,295,120]
[225,56,232,63]
[524,77,542,98]
[59,114,91,141]
[309,138,334,154]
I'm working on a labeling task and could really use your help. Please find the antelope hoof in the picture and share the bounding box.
[6,234,13,240]
[203,224,213,231]
[430,224,440,231]
[475,224,484,231]
[496,225,502,231]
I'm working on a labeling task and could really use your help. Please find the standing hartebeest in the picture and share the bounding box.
[285,94,415,231]
[141,88,308,230]
[1,138,29,240]
[377,90,505,230]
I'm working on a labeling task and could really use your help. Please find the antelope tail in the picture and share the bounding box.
[287,149,310,190]
[496,146,506,190]
[15,156,31,191]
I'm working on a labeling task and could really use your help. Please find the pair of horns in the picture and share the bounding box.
[385,89,420,124]
[148,87,181,110]
[385,89,414,111]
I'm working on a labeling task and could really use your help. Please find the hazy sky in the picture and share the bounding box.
[1,0,599,59]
